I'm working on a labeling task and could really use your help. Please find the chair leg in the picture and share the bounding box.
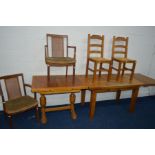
[73,65,75,77]
[93,62,97,81]
[81,90,86,106]
[116,90,121,103]
[99,63,102,76]
[4,112,7,122]
[8,115,13,128]
[116,62,122,81]
[66,66,68,77]
[121,62,126,80]
[130,62,136,81]
[35,106,40,122]
[47,66,50,79]
[85,59,89,77]
[107,62,112,81]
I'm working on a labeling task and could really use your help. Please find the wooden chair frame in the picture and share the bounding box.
[85,34,112,81]
[111,36,136,81]
[45,34,76,78]
[0,73,39,128]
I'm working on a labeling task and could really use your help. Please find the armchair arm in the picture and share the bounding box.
[67,46,76,59]
[45,45,49,57]
[24,83,31,88]
[24,83,37,99]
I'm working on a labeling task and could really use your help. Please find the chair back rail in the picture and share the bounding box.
[87,34,104,58]
[46,34,68,57]
[112,36,128,58]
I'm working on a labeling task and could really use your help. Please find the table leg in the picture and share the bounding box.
[81,90,86,106]
[116,90,121,103]
[40,94,47,124]
[129,87,139,112]
[70,93,77,120]
[89,90,97,119]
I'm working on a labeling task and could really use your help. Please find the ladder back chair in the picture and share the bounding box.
[45,34,76,78]
[85,34,112,81]
[0,73,39,128]
[111,36,136,81]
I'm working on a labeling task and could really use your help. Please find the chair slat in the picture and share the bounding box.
[90,44,102,47]
[90,50,102,53]
[114,36,128,41]
[114,45,126,48]
[90,35,103,40]
[113,51,126,54]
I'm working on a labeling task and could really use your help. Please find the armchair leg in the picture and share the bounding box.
[73,65,75,77]
[8,115,13,128]
[66,66,68,77]
[47,66,50,79]
[35,106,40,122]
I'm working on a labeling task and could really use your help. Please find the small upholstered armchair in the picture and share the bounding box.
[0,73,39,128]
[45,34,76,78]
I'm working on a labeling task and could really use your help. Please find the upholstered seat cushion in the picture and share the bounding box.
[113,57,136,63]
[89,57,111,63]
[4,96,38,114]
[45,57,76,65]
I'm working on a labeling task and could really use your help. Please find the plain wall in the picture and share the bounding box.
[0,26,155,110]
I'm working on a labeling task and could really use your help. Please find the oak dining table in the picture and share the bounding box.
[31,74,155,124]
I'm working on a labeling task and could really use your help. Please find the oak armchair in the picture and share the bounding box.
[0,73,39,128]
[45,34,76,78]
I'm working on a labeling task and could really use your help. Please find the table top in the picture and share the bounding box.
[31,73,155,94]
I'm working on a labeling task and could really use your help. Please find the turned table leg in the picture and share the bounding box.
[89,90,97,120]
[129,87,139,112]
[40,94,47,124]
[70,93,77,120]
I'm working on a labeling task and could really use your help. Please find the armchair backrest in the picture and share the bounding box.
[0,73,26,101]
[46,34,69,57]
[87,34,104,58]
[112,36,128,58]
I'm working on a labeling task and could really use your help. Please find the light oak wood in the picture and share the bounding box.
[70,93,77,120]
[85,34,112,81]
[40,94,47,124]
[32,73,155,122]
[111,36,136,81]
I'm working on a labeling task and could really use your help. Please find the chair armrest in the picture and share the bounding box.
[67,46,76,59]
[45,45,49,57]
[24,84,37,99]
[24,83,31,88]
